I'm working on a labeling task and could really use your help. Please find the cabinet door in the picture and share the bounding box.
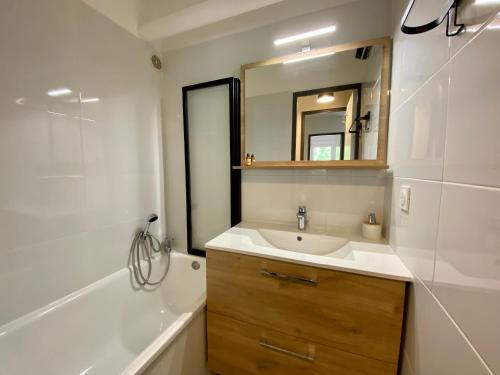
[208,312,397,375]
[207,250,406,364]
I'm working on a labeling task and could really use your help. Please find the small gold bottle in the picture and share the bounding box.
[245,153,252,166]
[250,154,256,164]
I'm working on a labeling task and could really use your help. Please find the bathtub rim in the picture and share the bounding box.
[0,251,207,375]
[122,294,206,375]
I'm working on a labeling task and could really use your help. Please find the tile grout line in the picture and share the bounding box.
[443,180,500,192]
[431,49,453,291]
[413,274,495,375]
[394,176,500,192]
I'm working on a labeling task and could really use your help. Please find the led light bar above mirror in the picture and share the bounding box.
[273,25,336,46]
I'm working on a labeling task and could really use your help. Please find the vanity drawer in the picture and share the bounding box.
[207,312,397,375]
[206,249,406,364]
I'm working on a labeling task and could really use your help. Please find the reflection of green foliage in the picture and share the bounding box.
[344,145,351,160]
[335,146,341,160]
[313,147,332,161]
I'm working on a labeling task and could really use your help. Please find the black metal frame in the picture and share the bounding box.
[291,83,362,161]
[307,132,345,161]
[182,77,241,257]
[300,108,347,160]
[401,0,464,37]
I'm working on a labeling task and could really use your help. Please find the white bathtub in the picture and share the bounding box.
[0,252,207,375]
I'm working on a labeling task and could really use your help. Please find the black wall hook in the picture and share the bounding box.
[401,0,464,37]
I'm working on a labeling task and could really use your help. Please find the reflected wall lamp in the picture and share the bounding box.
[401,0,464,37]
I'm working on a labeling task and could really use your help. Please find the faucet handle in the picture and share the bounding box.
[298,206,307,214]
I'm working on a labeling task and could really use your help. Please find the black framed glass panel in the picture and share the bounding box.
[182,78,241,257]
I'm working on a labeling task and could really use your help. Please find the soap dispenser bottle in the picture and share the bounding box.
[362,212,382,241]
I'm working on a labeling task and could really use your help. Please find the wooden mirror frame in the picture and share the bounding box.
[237,37,392,170]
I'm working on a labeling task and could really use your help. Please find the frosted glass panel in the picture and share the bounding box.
[187,85,231,250]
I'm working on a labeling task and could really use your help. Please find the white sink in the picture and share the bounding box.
[258,228,349,256]
[205,225,413,281]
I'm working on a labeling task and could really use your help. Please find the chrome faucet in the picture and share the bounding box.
[297,206,307,231]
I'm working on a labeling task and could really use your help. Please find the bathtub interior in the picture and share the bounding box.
[0,252,206,375]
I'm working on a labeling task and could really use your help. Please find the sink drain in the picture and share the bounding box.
[296,236,303,241]
[191,261,200,270]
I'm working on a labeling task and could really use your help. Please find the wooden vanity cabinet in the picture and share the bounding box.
[206,249,407,375]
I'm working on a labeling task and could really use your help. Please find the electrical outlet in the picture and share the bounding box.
[400,185,411,213]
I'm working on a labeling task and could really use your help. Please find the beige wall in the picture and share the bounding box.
[388,1,500,374]
[246,91,293,161]
[161,0,393,251]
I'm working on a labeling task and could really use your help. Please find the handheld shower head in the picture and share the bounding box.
[147,214,158,223]
[143,214,158,238]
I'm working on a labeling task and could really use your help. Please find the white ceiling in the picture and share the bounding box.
[83,0,360,51]
[139,0,287,41]
[156,0,359,51]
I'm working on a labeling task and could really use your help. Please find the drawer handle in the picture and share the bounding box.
[260,338,315,362]
[259,268,317,285]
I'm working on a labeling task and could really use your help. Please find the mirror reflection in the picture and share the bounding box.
[244,43,384,162]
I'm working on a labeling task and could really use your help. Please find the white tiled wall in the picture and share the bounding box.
[0,0,163,326]
[389,1,500,374]
[242,169,387,233]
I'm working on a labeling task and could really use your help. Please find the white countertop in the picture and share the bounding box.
[205,223,412,282]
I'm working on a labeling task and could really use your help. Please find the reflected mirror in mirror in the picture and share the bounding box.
[303,111,346,161]
[244,42,384,163]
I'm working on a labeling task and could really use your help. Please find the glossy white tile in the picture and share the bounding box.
[390,178,441,287]
[242,174,300,225]
[450,0,500,57]
[0,0,163,325]
[434,183,500,374]
[389,66,449,181]
[444,14,500,187]
[242,171,386,234]
[402,279,491,375]
[390,1,500,374]
[390,18,449,112]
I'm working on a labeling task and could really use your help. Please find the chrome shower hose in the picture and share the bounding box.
[130,231,171,286]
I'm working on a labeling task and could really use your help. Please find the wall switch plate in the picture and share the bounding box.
[400,185,411,213]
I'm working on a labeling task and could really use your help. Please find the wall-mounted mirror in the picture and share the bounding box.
[240,37,391,169]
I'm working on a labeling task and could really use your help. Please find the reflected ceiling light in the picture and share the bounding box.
[283,51,334,64]
[47,111,66,116]
[317,92,335,104]
[47,88,72,97]
[81,97,100,103]
[274,25,336,46]
[15,97,25,105]
[475,0,500,5]
[80,117,96,123]
[73,116,96,123]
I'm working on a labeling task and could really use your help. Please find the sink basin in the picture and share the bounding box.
[258,228,349,256]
